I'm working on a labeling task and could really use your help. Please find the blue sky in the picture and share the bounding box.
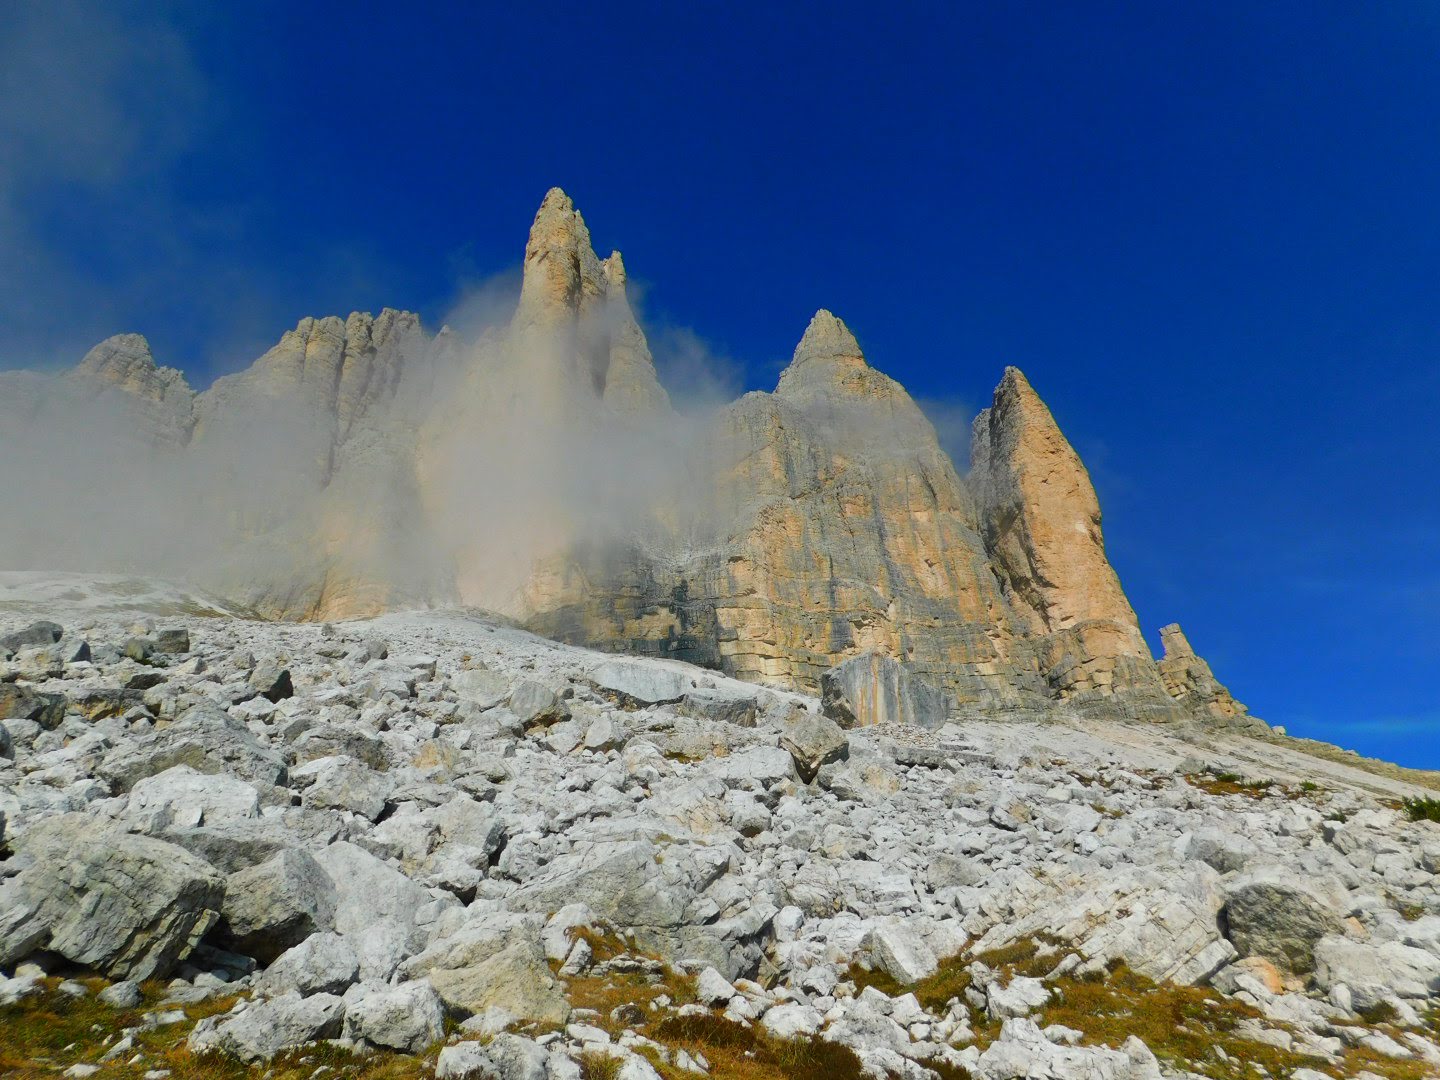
[3,2,1437,766]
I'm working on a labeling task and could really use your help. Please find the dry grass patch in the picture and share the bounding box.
[652,1013,875,1080]
[0,978,442,1080]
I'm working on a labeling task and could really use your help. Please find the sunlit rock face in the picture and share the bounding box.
[9,188,1248,722]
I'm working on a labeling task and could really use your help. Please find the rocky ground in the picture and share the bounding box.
[2,577,1440,1080]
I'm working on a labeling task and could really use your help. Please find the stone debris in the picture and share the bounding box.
[0,598,1437,1077]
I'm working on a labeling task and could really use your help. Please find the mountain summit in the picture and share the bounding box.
[0,190,1255,729]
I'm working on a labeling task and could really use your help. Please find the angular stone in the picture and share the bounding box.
[154,627,191,653]
[256,932,359,997]
[409,922,570,1026]
[0,683,67,730]
[590,659,689,705]
[219,848,337,964]
[249,662,293,702]
[1224,866,1345,974]
[821,652,949,730]
[778,709,849,782]
[679,687,758,727]
[188,992,343,1062]
[0,814,223,980]
[128,765,261,828]
[343,979,446,1052]
[98,701,287,791]
[0,620,63,652]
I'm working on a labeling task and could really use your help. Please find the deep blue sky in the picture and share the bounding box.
[3,3,1437,766]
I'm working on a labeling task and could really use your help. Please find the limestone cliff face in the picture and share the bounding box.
[23,188,1252,726]
[189,309,451,621]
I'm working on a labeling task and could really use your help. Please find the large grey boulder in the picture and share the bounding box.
[0,620,63,652]
[1181,826,1257,874]
[437,1042,502,1080]
[777,709,849,782]
[0,682,67,730]
[291,755,392,821]
[1313,936,1440,1011]
[679,687,758,727]
[97,701,287,791]
[188,992,344,1062]
[256,932,359,997]
[589,658,689,705]
[0,814,223,980]
[507,840,691,929]
[313,841,456,951]
[128,765,261,828]
[865,918,940,983]
[406,916,570,1025]
[508,680,565,726]
[1223,865,1346,974]
[218,848,338,963]
[452,668,511,709]
[343,979,446,1052]
[248,661,293,702]
[821,651,949,730]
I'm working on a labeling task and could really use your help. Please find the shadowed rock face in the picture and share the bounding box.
[15,188,1248,723]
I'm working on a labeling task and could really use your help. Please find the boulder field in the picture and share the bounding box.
[2,592,1439,1077]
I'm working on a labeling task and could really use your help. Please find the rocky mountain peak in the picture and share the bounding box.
[67,333,195,448]
[73,333,191,401]
[515,187,606,336]
[970,365,1159,701]
[791,308,866,368]
[774,309,876,405]
[16,192,1253,726]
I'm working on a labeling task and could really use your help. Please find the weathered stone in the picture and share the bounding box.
[778,709,849,781]
[129,765,261,828]
[218,848,337,964]
[821,652,949,730]
[452,668,511,709]
[154,627,190,653]
[1312,936,1440,1009]
[256,932,360,997]
[248,661,293,702]
[436,1042,500,1080]
[866,919,939,984]
[408,922,570,1025]
[679,687,758,727]
[589,659,689,705]
[1224,866,1345,974]
[343,979,446,1052]
[188,992,344,1062]
[508,679,565,725]
[98,701,287,791]
[0,683,67,730]
[0,621,63,652]
[0,814,223,980]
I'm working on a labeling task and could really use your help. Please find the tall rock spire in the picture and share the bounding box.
[971,367,1158,700]
[508,187,669,414]
[514,187,607,338]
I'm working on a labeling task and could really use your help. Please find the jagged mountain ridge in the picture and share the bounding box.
[0,188,1251,728]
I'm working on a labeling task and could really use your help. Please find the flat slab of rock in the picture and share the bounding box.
[589,658,690,705]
